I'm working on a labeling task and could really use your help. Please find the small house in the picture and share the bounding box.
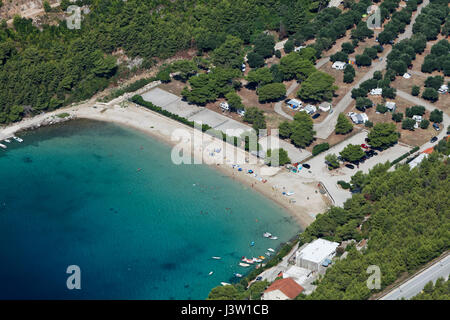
[350,113,369,124]
[219,102,229,111]
[385,101,396,112]
[438,84,448,94]
[370,88,382,95]
[262,278,304,300]
[412,115,422,122]
[402,73,411,79]
[286,99,303,110]
[332,61,346,70]
[294,46,306,52]
[319,102,332,112]
[295,238,340,271]
[303,104,317,115]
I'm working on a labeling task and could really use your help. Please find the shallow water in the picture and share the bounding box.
[0,120,300,299]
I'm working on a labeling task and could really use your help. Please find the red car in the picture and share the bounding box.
[360,144,369,149]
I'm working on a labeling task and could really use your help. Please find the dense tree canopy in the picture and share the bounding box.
[297,71,338,102]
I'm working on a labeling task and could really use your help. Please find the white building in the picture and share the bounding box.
[319,102,332,112]
[403,73,411,79]
[296,238,340,271]
[303,104,317,115]
[350,113,369,124]
[332,61,346,70]
[412,115,422,122]
[409,153,428,169]
[294,46,306,52]
[219,102,229,111]
[385,101,396,112]
[370,88,382,95]
[438,84,448,94]
[287,99,303,110]
[283,266,312,286]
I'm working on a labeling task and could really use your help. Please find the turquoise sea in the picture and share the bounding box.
[0,120,300,300]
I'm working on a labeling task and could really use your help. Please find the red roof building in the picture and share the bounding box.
[262,278,304,300]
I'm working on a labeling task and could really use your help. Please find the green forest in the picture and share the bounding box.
[208,152,449,300]
[0,0,323,123]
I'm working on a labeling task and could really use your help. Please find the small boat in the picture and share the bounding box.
[0,144,7,149]
[221,282,231,286]
[4,139,11,143]
[258,256,266,260]
[211,256,222,260]
[268,248,275,252]
[209,271,214,276]
[265,252,271,256]
[250,241,255,246]
[13,136,23,143]
[234,273,243,278]
[239,263,250,267]
[263,232,272,238]
[241,257,254,264]
[269,236,278,240]
[252,257,262,263]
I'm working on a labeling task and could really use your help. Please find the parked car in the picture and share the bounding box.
[430,136,438,143]
[361,143,369,149]
[433,123,440,131]
[312,113,321,119]
[345,164,355,169]
[256,276,263,281]
[302,163,311,169]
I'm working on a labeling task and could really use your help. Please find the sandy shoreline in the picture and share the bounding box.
[0,101,330,229]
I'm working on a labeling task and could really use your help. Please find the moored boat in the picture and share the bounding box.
[258,255,266,260]
[265,252,271,256]
[221,282,231,286]
[4,139,11,143]
[234,273,243,278]
[13,136,23,143]
[269,236,278,240]
[252,257,262,263]
[0,143,7,149]
[263,232,272,238]
[211,256,222,260]
[209,271,214,275]
[268,248,275,252]
[239,263,250,267]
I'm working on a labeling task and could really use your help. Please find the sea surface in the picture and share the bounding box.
[0,120,300,300]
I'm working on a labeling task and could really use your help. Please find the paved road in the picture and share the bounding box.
[380,254,450,300]
[313,0,430,139]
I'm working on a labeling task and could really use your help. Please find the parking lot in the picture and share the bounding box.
[141,87,252,137]
[298,131,412,206]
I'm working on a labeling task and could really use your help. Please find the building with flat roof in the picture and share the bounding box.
[385,101,396,112]
[283,266,312,286]
[296,238,339,271]
[262,278,304,300]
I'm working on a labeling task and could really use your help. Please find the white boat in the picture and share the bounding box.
[209,271,214,276]
[239,263,250,267]
[252,257,262,263]
[263,232,272,238]
[4,139,11,143]
[268,248,275,252]
[221,282,231,286]
[265,252,271,256]
[211,256,222,260]
[0,144,7,149]
[241,257,254,264]
[269,236,278,240]
[13,136,23,142]
[234,273,243,278]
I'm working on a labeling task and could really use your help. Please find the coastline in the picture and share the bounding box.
[0,101,330,230]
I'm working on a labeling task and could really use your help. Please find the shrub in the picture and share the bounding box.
[338,180,351,189]
[422,87,438,102]
[392,112,403,122]
[402,118,416,130]
[376,104,388,114]
[312,143,330,156]
[419,119,430,129]
[411,85,420,96]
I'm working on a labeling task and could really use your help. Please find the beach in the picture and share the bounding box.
[0,100,330,229]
